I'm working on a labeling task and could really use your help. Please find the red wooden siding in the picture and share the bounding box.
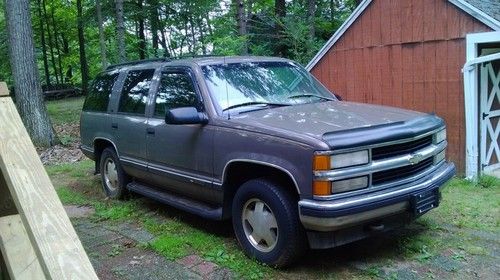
[311,0,492,172]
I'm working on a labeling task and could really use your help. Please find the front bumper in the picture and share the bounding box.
[299,162,456,232]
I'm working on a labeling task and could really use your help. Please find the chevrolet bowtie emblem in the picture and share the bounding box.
[409,153,424,165]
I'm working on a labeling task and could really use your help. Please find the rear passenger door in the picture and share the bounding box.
[145,68,216,203]
[112,68,156,178]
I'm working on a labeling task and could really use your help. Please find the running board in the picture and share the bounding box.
[126,182,223,220]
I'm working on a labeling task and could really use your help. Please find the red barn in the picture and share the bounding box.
[307,0,500,177]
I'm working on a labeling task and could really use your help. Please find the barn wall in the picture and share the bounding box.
[311,0,492,173]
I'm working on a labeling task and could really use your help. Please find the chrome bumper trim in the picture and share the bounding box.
[299,162,455,231]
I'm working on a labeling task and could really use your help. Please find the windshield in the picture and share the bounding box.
[202,61,336,113]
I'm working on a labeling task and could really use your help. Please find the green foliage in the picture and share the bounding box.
[1,0,359,87]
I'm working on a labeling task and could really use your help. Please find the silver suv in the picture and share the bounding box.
[80,56,456,267]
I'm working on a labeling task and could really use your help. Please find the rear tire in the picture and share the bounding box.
[232,178,306,267]
[99,147,129,199]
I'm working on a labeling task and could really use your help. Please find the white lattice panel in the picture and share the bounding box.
[480,62,500,172]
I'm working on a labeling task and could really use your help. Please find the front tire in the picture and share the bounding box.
[232,178,306,267]
[99,147,129,199]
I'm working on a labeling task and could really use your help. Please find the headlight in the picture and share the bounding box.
[330,150,369,169]
[332,176,368,193]
[435,128,446,143]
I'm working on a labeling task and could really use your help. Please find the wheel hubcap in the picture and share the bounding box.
[241,198,278,253]
[104,158,119,192]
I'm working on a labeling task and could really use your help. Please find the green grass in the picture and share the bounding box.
[56,187,89,205]
[433,177,500,232]
[143,217,271,279]
[45,96,84,125]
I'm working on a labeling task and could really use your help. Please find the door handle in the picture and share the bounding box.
[111,123,118,129]
[146,128,155,135]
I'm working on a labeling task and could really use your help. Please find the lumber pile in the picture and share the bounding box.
[0,82,97,280]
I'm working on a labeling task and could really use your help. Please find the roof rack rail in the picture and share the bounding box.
[170,54,221,60]
[106,58,172,70]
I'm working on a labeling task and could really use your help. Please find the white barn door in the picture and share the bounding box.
[480,62,500,172]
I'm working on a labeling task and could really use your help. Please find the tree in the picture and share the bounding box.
[76,0,89,93]
[96,0,107,70]
[3,0,56,147]
[36,0,51,87]
[235,0,247,54]
[116,0,126,63]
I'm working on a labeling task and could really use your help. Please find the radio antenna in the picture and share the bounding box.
[224,56,230,120]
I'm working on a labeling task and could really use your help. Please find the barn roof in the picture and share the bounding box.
[462,0,500,22]
[306,0,500,70]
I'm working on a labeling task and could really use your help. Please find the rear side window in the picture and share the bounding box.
[118,69,155,115]
[153,72,200,118]
[83,72,119,112]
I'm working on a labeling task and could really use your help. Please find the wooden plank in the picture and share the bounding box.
[401,44,415,110]
[390,0,401,44]
[434,0,447,40]
[412,43,425,112]
[423,42,437,113]
[447,2,461,39]
[0,97,97,279]
[0,83,8,97]
[390,45,403,108]
[380,0,391,45]
[370,0,381,46]
[423,0,435,42]
[412,0,424,42]
[0,215,45,280]
[401,0,413,43]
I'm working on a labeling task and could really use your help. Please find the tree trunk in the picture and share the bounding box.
[96,0,107,70]
[274,0,286,56]
[3,0,56,147]
[76,0,89,94]
[137,0,146,59]
[116,0,126,63]
[50,5,64,82]
[307,0,316,41]
[236,0,247,54]
[36,0,51,87]
[61,34,72,81]
[42,0,59,84]
[275,0,285,18]
[148,0,159,56]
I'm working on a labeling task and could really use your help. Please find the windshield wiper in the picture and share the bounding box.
[222,101,290,112]
[288,94,335,101]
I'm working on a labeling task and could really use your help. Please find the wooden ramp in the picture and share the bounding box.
[0,82,97,279]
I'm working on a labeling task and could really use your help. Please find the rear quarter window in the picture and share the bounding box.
[118,69,155,115]
[83,72,119,112]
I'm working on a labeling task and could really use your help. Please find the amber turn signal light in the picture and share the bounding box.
[313,155,330,170]
[313,181,331,196]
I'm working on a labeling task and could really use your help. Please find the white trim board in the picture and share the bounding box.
[306,0,500,71]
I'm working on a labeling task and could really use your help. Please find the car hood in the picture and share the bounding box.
[225,101,438,148]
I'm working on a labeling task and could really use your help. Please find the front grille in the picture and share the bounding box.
[372,157,434,185]
[372,135,433,160]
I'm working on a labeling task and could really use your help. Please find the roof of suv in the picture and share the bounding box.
[106,56,294,71]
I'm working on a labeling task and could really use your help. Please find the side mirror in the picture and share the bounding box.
[165,107,208,125]
[334,93,343,101]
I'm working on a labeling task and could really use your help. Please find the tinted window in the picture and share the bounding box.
[154,72,199,118]
[118,69,155,115]
[83,72,119,112]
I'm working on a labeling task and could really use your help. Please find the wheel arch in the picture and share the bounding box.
[221,159,300,219]
[93,137,118,174]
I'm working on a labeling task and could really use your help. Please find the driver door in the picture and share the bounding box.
[145,68,216,203]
